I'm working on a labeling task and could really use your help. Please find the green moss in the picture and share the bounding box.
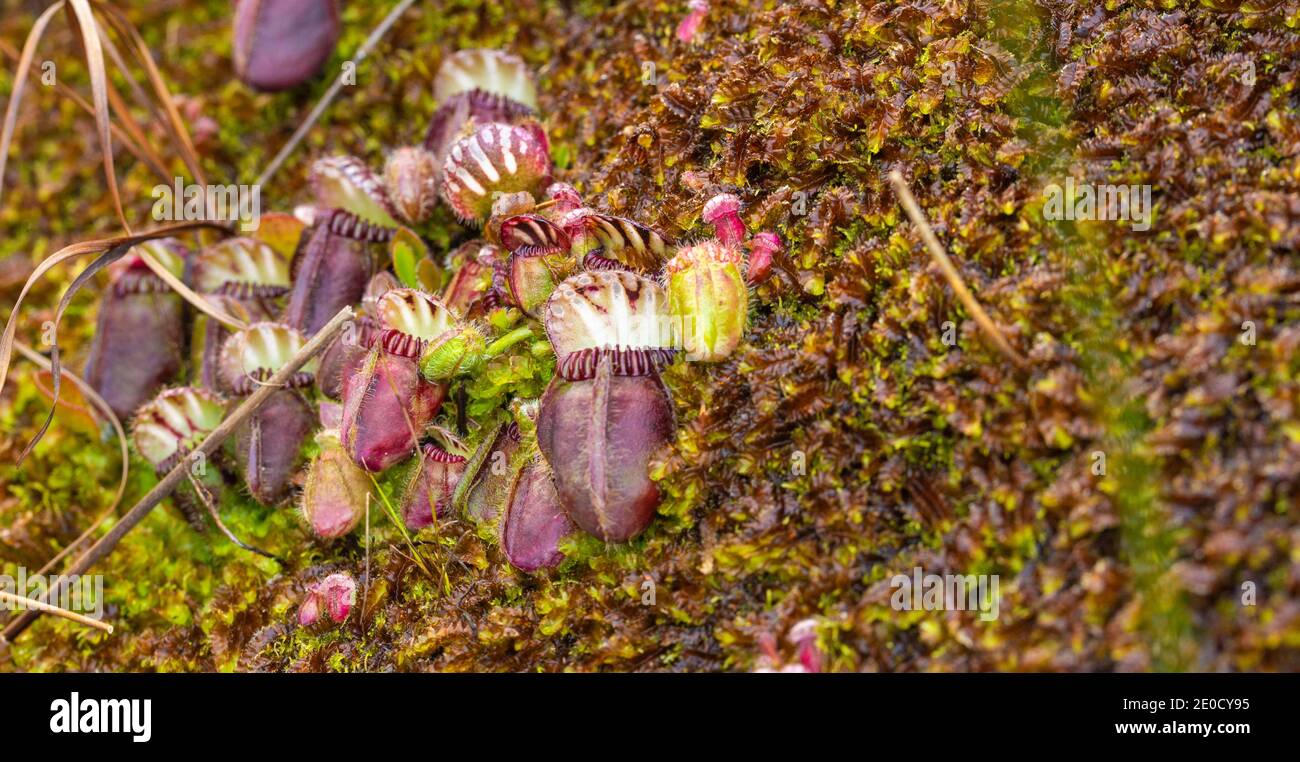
[2,0,1298,673]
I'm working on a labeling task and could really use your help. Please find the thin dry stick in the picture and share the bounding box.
[0,1,66,213]
[100,63,176,179]
[0,590,113,634]
[97,22,162,122]
[1,306,355,642]
[0,222,242,435]
[187,469,279,561]
[67,0,131,232]
[94,3,208,186]
[0,38,172,183]
[888,170,1029,369]
[9,339,128,577]
[33,508,111,578]
[253,0,420,189]
[1,1,209,225]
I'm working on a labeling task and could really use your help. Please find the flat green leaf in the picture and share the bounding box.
[390,226,429,289]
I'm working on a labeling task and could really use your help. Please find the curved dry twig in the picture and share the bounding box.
[11,338,129,577]
[2,307,355,643]
[0,221,242,459]
[137,245,249,331]
[2,1,211,234]
[0,1,66,214]
[0,37,172,183]
[94,2,207,186]
[67,0,130,231]
[186,470,280,561]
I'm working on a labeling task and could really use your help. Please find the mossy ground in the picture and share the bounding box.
[2,0,1298,671]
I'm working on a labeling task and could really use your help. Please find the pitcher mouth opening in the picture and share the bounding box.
[556,346,677,381]
[373,288,457,359]
[228,367,315,396]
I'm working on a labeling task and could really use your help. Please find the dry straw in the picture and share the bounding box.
[888,170,1029,369]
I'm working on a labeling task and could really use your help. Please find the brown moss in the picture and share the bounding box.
[2,0,1299,672]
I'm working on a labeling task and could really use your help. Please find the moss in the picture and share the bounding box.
[2,0,1299,672]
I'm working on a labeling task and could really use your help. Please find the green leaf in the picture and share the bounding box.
[390,227,428,289]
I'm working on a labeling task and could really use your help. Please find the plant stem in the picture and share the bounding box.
[484,326,533,358]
